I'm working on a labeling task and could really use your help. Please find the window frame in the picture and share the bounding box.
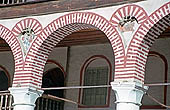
[78,55,112,108]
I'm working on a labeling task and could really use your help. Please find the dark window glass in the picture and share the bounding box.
[82,66,108,106]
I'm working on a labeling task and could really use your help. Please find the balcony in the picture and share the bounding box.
[0,91,64,110]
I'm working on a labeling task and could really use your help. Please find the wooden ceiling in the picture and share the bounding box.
[56,29,109,47]
[0,27,170,52]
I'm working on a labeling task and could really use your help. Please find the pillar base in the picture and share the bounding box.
[111,82,148,110]
[9,87,43,110]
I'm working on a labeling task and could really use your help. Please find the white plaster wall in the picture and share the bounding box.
[143,57,164,105]
[44,47,68,72]
[142,37,170,110]
[0,51,15,86]
[150,38,170,107]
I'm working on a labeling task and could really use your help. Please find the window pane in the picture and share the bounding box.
[82,66,108,106]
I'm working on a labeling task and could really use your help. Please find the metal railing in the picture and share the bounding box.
[0,91,64,110]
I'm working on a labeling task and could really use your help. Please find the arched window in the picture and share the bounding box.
[79,55,112,108]
[82,66,108,106]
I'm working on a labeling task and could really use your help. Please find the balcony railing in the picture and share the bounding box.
[0,91,13,110]
[35,94,64,110]
[0,91,64,110]
[0,0,50,6]
[0,0,25,4]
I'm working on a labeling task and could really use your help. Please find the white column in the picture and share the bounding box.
[9,87,43,110]
[111,82,148,110]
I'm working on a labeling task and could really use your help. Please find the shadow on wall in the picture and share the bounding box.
[0,70,8,91]
[42,67,65,98]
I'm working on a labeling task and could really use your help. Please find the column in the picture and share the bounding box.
[9,87,43,110]
[111,82,148,110]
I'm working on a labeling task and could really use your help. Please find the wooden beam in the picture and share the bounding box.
[0,0,143,19]
[0,47,11,51]
[141,105,166,109]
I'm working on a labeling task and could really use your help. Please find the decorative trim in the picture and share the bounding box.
[110,4,148,26]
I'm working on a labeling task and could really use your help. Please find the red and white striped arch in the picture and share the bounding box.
[110,4,148,83]
[10,2,170,88]
[12,18,42,36]
[12,18,43,87]
[0,25,23,78]
[12,12,124,88]
[123,2,170,83]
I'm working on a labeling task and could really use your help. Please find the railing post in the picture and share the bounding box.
[9,87,43,110]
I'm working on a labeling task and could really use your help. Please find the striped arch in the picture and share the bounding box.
[124,2,170,83]
[12,12,124,88]
[12,18,43,87]
[0,25,22,82]
[12,18,42,36]
[110,4,148,83]
[110,4,148,26]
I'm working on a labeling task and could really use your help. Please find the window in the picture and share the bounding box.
[82,66,109,106]
[79,55,112,108]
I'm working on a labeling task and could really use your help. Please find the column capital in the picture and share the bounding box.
[111,82,148,110]
[9,87,43,110]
